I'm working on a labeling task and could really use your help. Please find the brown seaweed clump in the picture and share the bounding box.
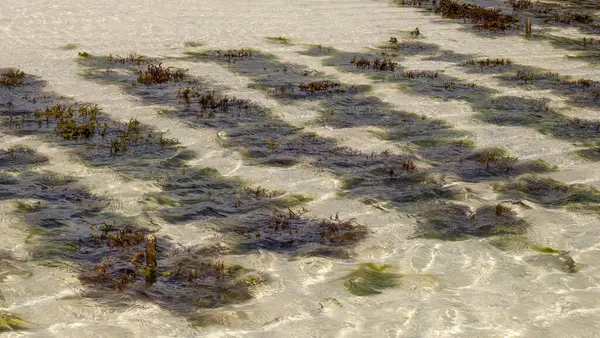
[436,0,517,31]
[234,209,368,253]
[34,104,100,140]
[415,203,529,240]
[299,80,341,92]
[0,68,26,88]
[137,63,186,85]
[463,58,513,67]
[351,57,398,71]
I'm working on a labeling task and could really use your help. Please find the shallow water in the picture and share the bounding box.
[1,0,600,337]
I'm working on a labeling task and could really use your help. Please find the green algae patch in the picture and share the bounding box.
[146,194,177,207]
[0,311,27,332]
[489,235,567,256]
[343,263,402,296]
[488,235,531,252]
[273,194,315,208]
[339,177,365,190]
[60,43,82,50]
[13,200,44,212]
[287,194,314,203]
[183,40,204,48]
[265,36,295,45]
[531,246,565,254]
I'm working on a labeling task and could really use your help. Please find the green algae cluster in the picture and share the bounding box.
[0,311,27,332]
[488,235,565,254]
[343,263,402,296]
[265,36,295,45]
[488,235,578,273]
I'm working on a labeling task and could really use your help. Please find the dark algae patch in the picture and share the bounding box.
[0,145,48,168]
[496,175,600,212]
[415,203,529,240]
[233,210,368,252]
[495,67,600,109]
[393,0,517,32]
[435,0,517,31]
[488,236,579,273]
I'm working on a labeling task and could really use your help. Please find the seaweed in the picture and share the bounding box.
[33,104,100,140]
[299,80,341,92]
[351,57,398,71]
[342,263,402,296]
[265,35,295,45]
[496,175,600,211]
[183,40,204,48]
[402,70,439,79]
[415,203,529,240]
[59,43,82,50]
[435,0,517,31]
[0,312,27,332]
[508,0,532,10]
[0,68,26,88]
[0,145,49,168]
[464,58,512,68]
[137,63,186,85]
[0,146,269,316]
[75,51,554,249]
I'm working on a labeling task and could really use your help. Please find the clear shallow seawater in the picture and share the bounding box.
[1,0,600,337]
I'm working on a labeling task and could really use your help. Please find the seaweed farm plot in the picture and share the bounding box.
[389,0,600,67]
[75,50,560,245]
[4,0,600,335]
[392,0,518,32]
[0,70,379,329]
[472,93,600,146]
[392,0,598,36]
[1,69,369,256]
[175,49,573,249]
[305,41,600,161]
[0,146,268,318]
[183,49,470,146]
[458,62,600,158]
[311,41,497,104]
[544,35,600,65]
[493,67,600,109]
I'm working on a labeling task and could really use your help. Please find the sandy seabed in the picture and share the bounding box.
[1,0,600,337]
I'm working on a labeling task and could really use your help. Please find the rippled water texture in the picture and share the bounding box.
[1,0,600,337]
